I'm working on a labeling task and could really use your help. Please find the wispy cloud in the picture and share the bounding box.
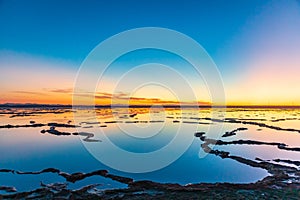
[11,91,48,95]
[1,51,211,105]
[73,91,210,105]
[49,88,73,93]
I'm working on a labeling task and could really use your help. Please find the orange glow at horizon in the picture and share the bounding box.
[2,89,300,106]
[1,51,300,106]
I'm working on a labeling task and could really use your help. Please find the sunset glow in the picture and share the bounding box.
[1,0,299,106]
[1,1,300,198]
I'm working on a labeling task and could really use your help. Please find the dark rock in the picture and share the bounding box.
[0,186,17,193]
[194,132,205,137]
[166,116,174,119]
[0,169,14,173]
[47,122,78,128]
[222,127,248,137]
[106,174,134,184]
[0,123,45,129]
[40,182,67,191]
[105,121,118,123]
[222,131,236,137]
[125,121,138,123]
[41,127,71,136]
[82,125,93,128]
[129,113,137,118]
[75,132,101,142]
[273,159,300,166]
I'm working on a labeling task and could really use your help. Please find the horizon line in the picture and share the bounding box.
[1,103,300,109]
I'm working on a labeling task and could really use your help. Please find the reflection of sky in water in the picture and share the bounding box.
[1,108,300,192]
[103,123,176,153]
[220,124,300,147]
[215,144,300,168]
[272,119,300,130]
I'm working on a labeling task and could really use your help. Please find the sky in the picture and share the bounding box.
[0,0,300,105]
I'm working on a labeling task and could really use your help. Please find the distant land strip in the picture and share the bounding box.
[0,103,300,109]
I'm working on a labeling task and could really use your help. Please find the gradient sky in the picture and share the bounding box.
[0,0,300,105]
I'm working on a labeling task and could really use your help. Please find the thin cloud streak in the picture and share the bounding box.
[73,91,211,105]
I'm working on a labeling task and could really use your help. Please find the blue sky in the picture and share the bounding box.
[1,0,300,105]
[0,0,266,64]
